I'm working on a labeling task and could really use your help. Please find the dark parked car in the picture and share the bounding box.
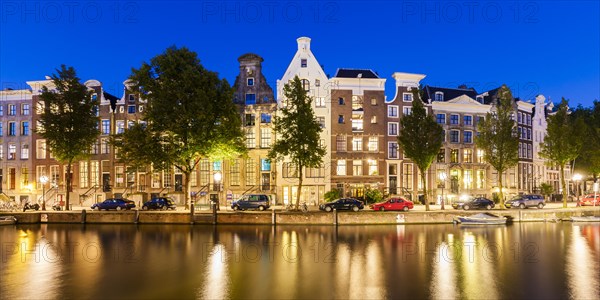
[319,198,364,212]
[142,197,177,210]
[505,194,545,209]
[452,197,495,210]
[91,198,135,211]
[371,197,414,211]
[231,194,271,211]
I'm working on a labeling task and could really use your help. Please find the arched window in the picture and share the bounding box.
[301,79,310,91]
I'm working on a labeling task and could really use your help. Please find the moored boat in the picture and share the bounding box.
[455,213,507,225]
[0,216,17,225]
[570,216,600,222]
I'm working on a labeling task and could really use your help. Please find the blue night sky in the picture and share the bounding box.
[1,0,599,107]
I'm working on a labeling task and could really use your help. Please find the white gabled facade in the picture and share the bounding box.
[275,37,331,205]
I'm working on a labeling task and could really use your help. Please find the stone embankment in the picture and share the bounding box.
[1,207,598,225]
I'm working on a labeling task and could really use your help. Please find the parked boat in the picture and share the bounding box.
[0,216,17,225]
[570,216,600,222]
[455,213,507,225]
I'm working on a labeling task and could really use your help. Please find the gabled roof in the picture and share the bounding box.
[333,68,379,79]
[423,85,478,102]
[478,87,501,105]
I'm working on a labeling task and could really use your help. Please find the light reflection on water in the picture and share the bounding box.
[567,225,600,299]
[0,223,598,299]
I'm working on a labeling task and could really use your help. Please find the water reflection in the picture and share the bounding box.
[567,224,600,299]
[0,223,599,299]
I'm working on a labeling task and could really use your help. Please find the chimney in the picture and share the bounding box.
[297,37,311,51]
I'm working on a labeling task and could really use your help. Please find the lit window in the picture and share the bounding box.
[336,135,347,152]
[353,160,363,176]
[368,160,378,175]
[337,160,346,175]
[463,149,473,163]
[368,137,378,152]
[315,97,325,107]
[352,137,363,151]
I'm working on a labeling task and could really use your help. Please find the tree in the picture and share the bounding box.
[571,101,600,181]
[397,87,443,211]
[540,98,584,208]
[268,76,325,209]
[38,65,99,210]
[540,182,554,203]
[114,46,246,209]
[475,85,519,208]
[364,188,383,205]
[324,189,342,202]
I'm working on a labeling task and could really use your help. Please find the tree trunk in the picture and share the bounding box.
[498,170,505,209]
[560,164,567,208]
[184,170,191,210]
[296,166,303,210]
[421,170,430,211]
[66,161,72,211]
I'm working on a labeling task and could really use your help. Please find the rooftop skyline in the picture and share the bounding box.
[1,1,598,107]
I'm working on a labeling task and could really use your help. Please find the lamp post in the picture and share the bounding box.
[572,173,582,203]
[213,171,222,211]
[40,175,48,211]
[439,172,447,210]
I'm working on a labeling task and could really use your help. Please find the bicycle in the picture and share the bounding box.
[300,202,308,213]
[285,203,296,211]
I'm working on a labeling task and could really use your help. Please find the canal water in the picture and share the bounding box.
[1,223,598,300]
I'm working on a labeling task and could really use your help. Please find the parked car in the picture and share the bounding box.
[505,194,545,209]
[142,197,177,210]
[371,197,413,211]
[231,194,271,211]
[577,194,600,206]
[452,197,495,210]
[319,198,364,212]
[91,198,136,211]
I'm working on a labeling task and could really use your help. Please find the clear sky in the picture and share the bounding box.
[1,0,598,107]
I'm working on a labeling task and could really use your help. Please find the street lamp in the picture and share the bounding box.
[572,173,582,203]
[40,175,48,211]
[439,172,447,210]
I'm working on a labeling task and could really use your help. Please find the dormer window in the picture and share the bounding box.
[247,78,254,86]
[476,96,484,103]
[301,59,307,68]
[435,92,444,101]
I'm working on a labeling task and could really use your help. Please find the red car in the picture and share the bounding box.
[371,197,414,211]
[577,194,600,206]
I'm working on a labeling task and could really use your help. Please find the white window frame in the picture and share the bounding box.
[402,93,413,102]
[387,105,399,118]
[388,142,398,159]
[388,122,399,136]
